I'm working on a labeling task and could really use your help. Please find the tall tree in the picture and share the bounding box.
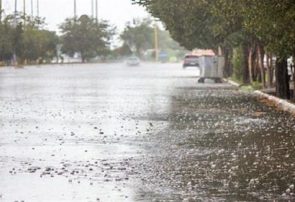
[0,19,14,62]
[60,15,115,63]
[134,0,295,98]
[120,18,185,59]
[133,0,244,77]
[22,27,58,63]
[120,18,154,57]
[241,0,295,98]
[0,14,59,65]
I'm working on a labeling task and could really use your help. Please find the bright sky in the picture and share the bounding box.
[2,0,149,31]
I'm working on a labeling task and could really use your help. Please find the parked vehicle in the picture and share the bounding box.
[182,55,199,68]
[126,56,140,66]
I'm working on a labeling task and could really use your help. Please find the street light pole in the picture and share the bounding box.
[23,0,26,15]
[13,0,18,66]
[74,0,77,19]
[14,0,18,25]
[15,0,18,12]
[91,0,94,18]
[0,0,2,22]
[154,25,159,62]
[31,0,33,16]
[36,0,39,17]
[95,0,98,22]
[23,0,26,26]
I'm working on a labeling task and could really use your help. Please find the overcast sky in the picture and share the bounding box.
[2,0,149,31]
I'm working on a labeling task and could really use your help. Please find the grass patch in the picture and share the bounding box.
[228,77,263,92]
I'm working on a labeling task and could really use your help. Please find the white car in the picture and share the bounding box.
[126,56,140,66]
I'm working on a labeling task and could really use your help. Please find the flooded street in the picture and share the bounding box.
[0,63,295,201]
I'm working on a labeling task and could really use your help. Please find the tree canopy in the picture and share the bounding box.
[133,0,295,98]
[120,18,154,57]
[59,15,115,63]
[120,18,186,59]
[242,0,295,58]
[133,0,242,51]
[0,14,59,64]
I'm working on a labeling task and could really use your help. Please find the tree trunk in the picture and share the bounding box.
[293,55,295,100]
[253,48,259,82]
[275,57,290,99]
[248,46,254,83]
[257,45,266,88]
[81,52,86,63]
[223,47,231,78]
[242,43,250,84]
[266,53,274,88]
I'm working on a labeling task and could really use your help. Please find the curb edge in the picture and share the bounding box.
[254,90,295,115]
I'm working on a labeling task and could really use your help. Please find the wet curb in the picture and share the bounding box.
[226,80,240,87]
[254,90,295,115]
[226,79,295,115]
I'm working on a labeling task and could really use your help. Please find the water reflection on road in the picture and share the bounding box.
[0,63,294,201]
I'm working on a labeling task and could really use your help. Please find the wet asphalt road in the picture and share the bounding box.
[0,63,295,202]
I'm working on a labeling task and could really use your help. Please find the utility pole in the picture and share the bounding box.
[31,0,33,16]
[95,0,98,22]
[74,0,77,19]
[14,0,18,26]
[13,0,18,66]
[23,0,26,26]
[91,0,94,18]
[23,0,26,15]
[15,0,18,14]
[154,25,159,62]
[36,0,39,17]
[0,0,2,22]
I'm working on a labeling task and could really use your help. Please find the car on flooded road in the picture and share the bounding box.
[182,55,199,68]
[126,56,140,66]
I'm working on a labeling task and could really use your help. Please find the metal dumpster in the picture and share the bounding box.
[198,56,224,83]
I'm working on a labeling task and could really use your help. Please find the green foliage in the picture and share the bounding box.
[120,18,186,59]
[240,82,263,92]
[112,43,132,58]
[0,14,58,64]
[133,0,242,51]
[232,46,244,81]
[133,0,295,96]
[23,28,58,62]
[60,15,115,62]
[242,0,295,57]
[158,30,184,50]
[0,20,14,61]
[120,18,154,56]
[135,0,295,58]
